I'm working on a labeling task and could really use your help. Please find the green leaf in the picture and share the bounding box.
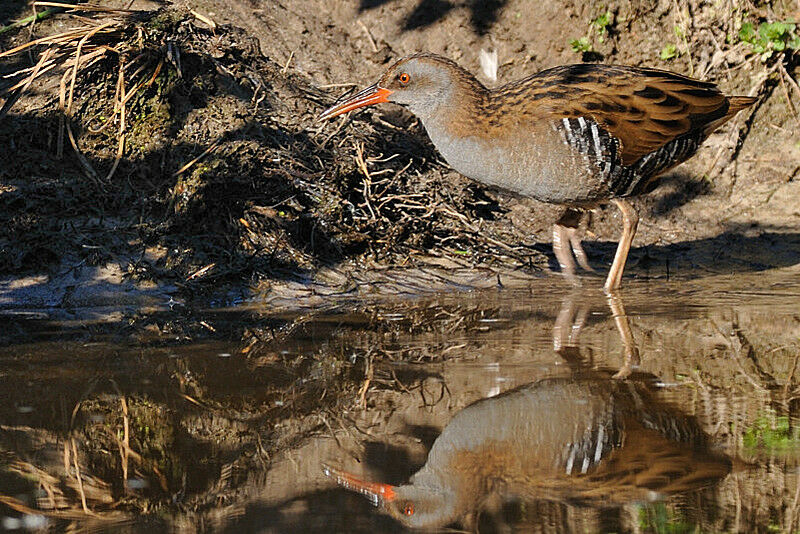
[752,39,768,54]
[592,11,611,32]
[660,43,678,60]
[739,22,756,43]
[569,37,592,53]
[759,22,780,41]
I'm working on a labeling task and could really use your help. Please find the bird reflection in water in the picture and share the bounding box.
[325,293,731,530]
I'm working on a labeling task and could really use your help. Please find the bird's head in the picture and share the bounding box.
[319,53,482,123]
[323,463,460,529]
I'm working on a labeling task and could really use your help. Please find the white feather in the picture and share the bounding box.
[479,48,498,83]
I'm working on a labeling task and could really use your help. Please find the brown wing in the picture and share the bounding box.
[496,64,742,166]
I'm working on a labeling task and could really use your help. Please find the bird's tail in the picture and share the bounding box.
[703,95,757,134]
[727,95,758,115]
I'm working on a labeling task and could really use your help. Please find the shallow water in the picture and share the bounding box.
[3,269,800,533]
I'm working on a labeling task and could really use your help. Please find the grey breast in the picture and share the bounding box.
[423,118,615,205]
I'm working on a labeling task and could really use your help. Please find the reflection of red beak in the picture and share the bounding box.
[318,84,393,121]
[323,463,397,506]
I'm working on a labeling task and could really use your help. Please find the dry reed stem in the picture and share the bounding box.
[57,68,69,158]
[117,58,162,109]
[190,9,217,30]
[67,22,115,115]
[66,120,100,180]
[0,47,106,99]
[0,27,98,58]
[173,137,223,177]
[0,47,54,120]
[0,494,94,519]
[104,59,126,182]
[34,2,141,14]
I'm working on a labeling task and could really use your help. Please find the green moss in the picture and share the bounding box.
[125,67,179,153]
[146,10,187,33]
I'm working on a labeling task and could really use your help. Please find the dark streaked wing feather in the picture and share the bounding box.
[494,64,738,165]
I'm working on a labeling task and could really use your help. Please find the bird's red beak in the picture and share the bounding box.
[323,464,397,506]
[318,83,393,120]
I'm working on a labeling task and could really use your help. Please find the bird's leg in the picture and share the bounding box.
[552,222,577,282]
[606,291,640,379]
[553,293,591,368]
[553,295,576,352]
[568,210,595,273]
[552,208,587,282]
[603,198,639,293]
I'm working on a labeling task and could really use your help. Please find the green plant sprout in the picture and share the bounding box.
[660,43,678,60]
[569,10,613,54]
[592,11,612,43]
[570,36,593,53]
[739,20,800,60]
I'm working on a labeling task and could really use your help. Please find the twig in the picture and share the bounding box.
[0,7,64,35]
[33,2,142,13]
[186,262,216,280]
[190,9,217,31]
[672,0,694,76]
[355,142,377,219]
[281,50,294,75]
[0,48,54,121]
[119,395,130,492]
[358,353,373,408]
[777,61,799,124]
[357,20,379,53]
[104,58,126,181]
[173,138,223,177]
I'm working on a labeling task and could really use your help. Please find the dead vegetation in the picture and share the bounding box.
[0,2,546,299]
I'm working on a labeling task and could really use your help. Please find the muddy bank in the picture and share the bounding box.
[0,1,798,310]
[0,4,551,312]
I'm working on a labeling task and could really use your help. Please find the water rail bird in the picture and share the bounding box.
[324,377,731,529]
[319,53,756,291]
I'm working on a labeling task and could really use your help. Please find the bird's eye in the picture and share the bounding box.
[398,72,411,85]
[403,502,415,516]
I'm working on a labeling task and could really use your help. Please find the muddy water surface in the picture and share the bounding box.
[3,269,800,533]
